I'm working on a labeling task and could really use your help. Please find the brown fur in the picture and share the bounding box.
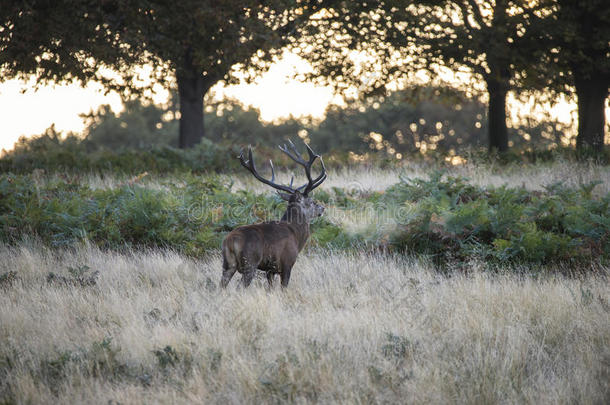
[222,142,327,288]
[221,193,322,288]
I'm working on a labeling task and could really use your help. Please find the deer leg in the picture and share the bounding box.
[266,272,275,288]
[241,266,257,288]
[280,265,295,288]
[220,267,236,288]
[220,256,237,289]
[280,255,297,288]
[280,268,292,287]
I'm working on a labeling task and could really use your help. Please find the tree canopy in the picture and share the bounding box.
[0,1,134,87]
[1,1,608,154]
[289,0,579,152]
[112,0,320,147]
[0,0,319,147]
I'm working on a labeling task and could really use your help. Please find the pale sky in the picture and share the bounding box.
[0,53,337,152]
[0,51,593,152]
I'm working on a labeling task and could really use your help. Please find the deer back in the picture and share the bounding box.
[222,220,305,271]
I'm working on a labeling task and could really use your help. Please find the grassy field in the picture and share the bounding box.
[28,158,610,195]
[1,244,609,404]
[1,159,609,404]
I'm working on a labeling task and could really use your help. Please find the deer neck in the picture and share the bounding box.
[281,205,310,249]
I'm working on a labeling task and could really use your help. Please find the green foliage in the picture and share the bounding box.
[46,264,99,288]
[154,346,180,369]
[548,1,610,152]
[0,271,18,290]
[258,351,319,402]
[5,85,605,177]
[381,333,415,361]
[0,1,319,148]
[289,1,564,152]
[3,84,592,173]
[40,337,127,390]
[309,87,575,156]
[383,172,610,265]
[79,94,295,151]
[153,345,195,379]
[82,101,179,149]
[543,0,610,95]
[0,1,136,87]
[309,218,360,250]
[0,174,285,255]
[0,170,607,266]
[0,126,237,174]
[291,1,547,92]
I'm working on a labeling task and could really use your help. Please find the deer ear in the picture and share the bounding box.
[277,192,292,201]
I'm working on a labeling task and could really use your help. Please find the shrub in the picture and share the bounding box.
[0,174,291,255]
[0,171,607,266]
[0,127,240,174]
[384,173,609,265]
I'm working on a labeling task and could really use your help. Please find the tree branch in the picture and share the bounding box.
[455,1,475,33]
[463,0,486,28]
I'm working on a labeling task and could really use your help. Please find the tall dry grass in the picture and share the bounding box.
[33,159,610,196]
[1,243,608,404]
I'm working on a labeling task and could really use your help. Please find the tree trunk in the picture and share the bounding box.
[486,78,509,152]
[574,75,608,152]
[177,69,210,149]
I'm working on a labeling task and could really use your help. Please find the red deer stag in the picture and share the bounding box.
[221,141,327,288]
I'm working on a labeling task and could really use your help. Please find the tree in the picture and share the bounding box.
[291,0,551,152]
[115,1,324,148]
[549,0,610,152]
[0,1,317,148]
[81,101,179,150]
[0,1,133,89]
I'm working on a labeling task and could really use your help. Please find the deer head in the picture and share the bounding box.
[279,191,325,222]
[238,140,327,223]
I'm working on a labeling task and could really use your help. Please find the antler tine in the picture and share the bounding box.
[277,140,328,196]
[304,142,318,161]
[248,147,254,166]
[303,155,327,195]
[279,141,313,189]
[288,140,307,162]
[311,157,327,186]
[278,142,305,166]
[269,159,276,183]
[237,147,252,170]
[284,140,319,165]
[241,142,327,197]
[238,146,296,194]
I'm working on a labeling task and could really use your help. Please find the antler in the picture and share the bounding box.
[238,141,327,196]
[238,147,298,194]
[278,140,327,196]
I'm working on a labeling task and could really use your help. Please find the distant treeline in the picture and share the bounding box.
[3,86,596,174]
[81,85,574,155]
[2,1,608,153]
